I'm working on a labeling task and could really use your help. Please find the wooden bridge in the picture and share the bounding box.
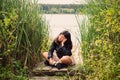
[30,45,83,80]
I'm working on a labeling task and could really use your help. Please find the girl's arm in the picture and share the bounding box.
[48,41,56,59]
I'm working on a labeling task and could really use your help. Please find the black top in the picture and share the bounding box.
[48,41,72,59]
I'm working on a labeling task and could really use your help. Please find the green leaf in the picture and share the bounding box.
[4,18,11,27]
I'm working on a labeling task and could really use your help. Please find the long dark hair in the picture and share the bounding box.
[55,30,72,50]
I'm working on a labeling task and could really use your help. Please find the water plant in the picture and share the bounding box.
[77,0,120,79]
[0,0,49,79]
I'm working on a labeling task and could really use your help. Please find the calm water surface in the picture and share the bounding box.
[43,14,87,45]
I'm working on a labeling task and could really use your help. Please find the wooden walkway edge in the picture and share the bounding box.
[32,61,83,76]
[30,45,84,80]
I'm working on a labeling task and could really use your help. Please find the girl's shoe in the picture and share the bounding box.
[44,60,56,67]
[44,60,50,66]
[55,63,68,69]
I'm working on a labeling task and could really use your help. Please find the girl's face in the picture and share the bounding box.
[58,34,66,42]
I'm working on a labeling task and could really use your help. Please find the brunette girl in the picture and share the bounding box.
[42,31,73,69]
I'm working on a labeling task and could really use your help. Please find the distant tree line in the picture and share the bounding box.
[40,4,87,14]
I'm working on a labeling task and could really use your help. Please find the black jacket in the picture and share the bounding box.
[48,41,72,59]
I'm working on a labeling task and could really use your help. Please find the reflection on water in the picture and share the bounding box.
[43,14,87,45]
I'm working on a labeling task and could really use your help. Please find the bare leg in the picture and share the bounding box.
[42,52,49,61]
[58,56,72,65]
[42,52,55,65]
[42,52,72,65]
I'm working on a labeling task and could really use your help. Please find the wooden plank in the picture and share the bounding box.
[32,62,69,76]
[32,62,82,76]
[32,45,83,76]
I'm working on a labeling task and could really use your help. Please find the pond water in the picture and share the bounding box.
[43,14,87,45]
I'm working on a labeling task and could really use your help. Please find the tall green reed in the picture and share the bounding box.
[77,0,120,79]
[0,0,48,79]
[6,0,48,65]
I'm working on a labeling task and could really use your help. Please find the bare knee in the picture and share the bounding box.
[62,56,71,61]
[62,56,70,59]
[60,56,72,65]
[42,52,48,58]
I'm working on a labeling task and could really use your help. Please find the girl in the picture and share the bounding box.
[42,31,73,69]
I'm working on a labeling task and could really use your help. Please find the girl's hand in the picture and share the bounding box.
[61,38,67,46]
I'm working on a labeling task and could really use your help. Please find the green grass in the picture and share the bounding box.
[0,0,49,79]
[75,0,120,80]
